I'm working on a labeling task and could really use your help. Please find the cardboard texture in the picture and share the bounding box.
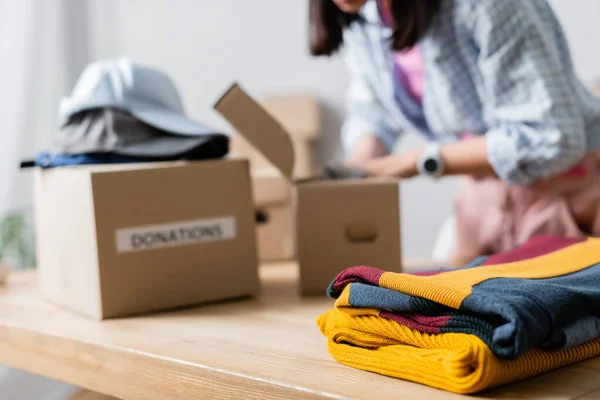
[34,159,260,319]
[214,83,402,295]
[231,137,320,180]
[229,135,269,169]
[250,168,294,261]
[260,94,320,140]
[229,94,322,179]
[251,168,290,206]
[296,180,401,294]
[256,204,294,261]
[215,85,295,180]
[292,139,322,179]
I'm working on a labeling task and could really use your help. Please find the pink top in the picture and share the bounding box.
[377,0,425,105]
[393,46,425,105]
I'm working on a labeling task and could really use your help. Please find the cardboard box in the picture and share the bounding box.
[256,204,294,261]
[214,83,402,295]
[229,94,322,179]
[251,169,294,262]
[260,95,322,178]
[251,168,290,206]
[34,159,260,319]
[260,94,321,140]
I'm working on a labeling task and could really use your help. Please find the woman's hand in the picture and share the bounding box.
[349,149,421,179]
[349,136,497,179]
[347,135,497,179]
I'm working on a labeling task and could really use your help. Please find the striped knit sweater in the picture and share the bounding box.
[317,236,600,394]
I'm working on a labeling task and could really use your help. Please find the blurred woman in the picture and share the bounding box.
[309,0,600,264]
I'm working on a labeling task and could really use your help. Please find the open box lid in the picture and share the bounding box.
[214,83,295,182]
[260,94,320,140]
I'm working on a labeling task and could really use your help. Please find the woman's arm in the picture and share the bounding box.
[438,136,496,177]
[350,135,496,179]
[355,1,588,183]
[346,134,388,164]
[340,30,402,160]
[466,0,586,185]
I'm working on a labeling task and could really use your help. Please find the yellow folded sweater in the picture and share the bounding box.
[317,307,600,394]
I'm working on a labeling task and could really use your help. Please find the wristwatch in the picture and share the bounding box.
[417,143,445,178]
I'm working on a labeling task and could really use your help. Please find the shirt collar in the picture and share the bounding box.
[358,0,381,25]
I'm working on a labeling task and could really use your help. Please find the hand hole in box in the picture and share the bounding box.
[345,222,378,243]
[255,210,269,225]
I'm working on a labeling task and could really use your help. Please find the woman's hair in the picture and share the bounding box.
[309,0,442,56]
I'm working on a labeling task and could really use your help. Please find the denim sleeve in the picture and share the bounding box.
[340,34,401,156]
[471,0,586,185]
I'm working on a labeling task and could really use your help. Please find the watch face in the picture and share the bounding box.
[424,158,439,173]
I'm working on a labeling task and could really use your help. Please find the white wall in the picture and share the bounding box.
[548,0,600,84]
[20,0,600,261]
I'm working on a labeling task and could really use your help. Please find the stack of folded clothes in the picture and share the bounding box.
[21,57,228,169]
[317,236,600,394]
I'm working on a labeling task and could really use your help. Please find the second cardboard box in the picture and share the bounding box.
[214,83,402,295]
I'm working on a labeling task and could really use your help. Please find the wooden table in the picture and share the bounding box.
[1,262,600,400]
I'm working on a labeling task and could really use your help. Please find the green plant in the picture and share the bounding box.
[0,209,36,269]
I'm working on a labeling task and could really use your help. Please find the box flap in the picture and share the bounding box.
[260,94,320,140]
[214,83,295,181]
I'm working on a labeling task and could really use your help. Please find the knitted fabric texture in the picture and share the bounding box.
[317,308,600,394]
[317,236,600,393]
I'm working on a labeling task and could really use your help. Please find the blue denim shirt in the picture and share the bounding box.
[340,0,600,185]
